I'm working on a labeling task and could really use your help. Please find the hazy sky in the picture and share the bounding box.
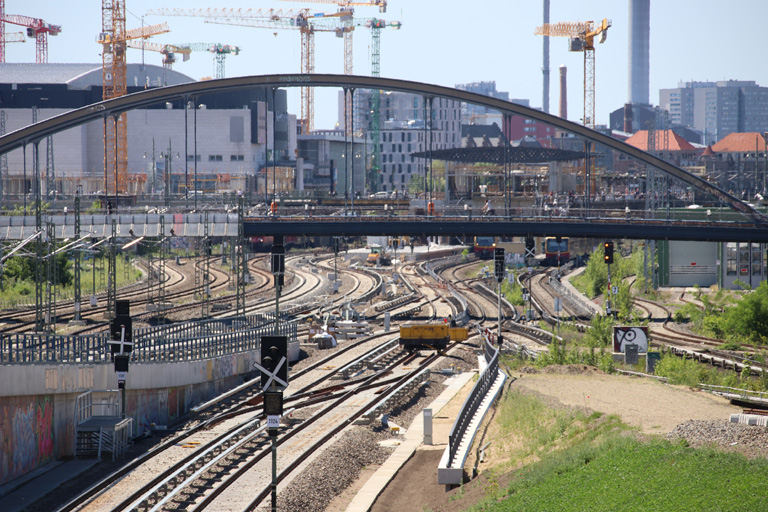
[4,1,767,130]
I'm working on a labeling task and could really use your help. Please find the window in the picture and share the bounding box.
[739,243,750,275]
[209,155,223,162]
[726,243,737,275]
[752,244,762,275]
[187,155,201,162]
[230,155,245,161]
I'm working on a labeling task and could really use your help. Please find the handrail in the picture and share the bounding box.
[0,315,297,364]
[446,326,500,466]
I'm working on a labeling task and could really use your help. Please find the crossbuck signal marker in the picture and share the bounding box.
[254,356,288,390]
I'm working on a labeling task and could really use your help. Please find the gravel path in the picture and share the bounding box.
[270,337,482,512]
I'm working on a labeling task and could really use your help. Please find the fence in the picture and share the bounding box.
[0,315,296,364]
[446,327,500,466]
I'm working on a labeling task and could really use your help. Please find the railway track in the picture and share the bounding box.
[59,322,476,512]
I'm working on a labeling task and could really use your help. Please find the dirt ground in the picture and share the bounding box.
[362,365,743,512]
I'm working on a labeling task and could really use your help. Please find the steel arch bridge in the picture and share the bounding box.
[0,73,766,227]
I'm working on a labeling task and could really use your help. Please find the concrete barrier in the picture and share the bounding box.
[0,349,261,486]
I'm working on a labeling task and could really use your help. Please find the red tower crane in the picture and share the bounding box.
[0,8,61,63]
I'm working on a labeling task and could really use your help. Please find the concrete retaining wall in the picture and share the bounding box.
[0,349,260,486]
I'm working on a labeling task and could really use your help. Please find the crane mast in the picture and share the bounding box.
[100,1,169,196]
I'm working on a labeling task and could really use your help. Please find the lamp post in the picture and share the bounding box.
[160,139,180,207]
[143,139,157,200]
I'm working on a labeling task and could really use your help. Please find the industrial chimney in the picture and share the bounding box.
[623,103,634,133]
[628,0,650,104]
[559,65,567,120]
[542,0,550,113]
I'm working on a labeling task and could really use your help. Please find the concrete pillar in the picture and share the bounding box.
[296,157,304,191]
[423,408,433,445]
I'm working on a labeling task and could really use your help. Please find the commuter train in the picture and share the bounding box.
[544,237,570,266]
[473,236,497,259]
[399,323,468,352]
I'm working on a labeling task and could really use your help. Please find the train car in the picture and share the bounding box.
[399,323,450,352]
[544,237,570,266]
[474,236,497,259]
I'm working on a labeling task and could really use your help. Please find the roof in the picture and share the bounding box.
[0,63,101,85]
[624,129,697,152]
[0,63,194,89]
[711,132,768,153]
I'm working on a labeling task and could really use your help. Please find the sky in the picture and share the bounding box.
[4,1,768,131]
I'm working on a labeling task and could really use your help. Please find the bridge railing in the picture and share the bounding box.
[446,327,500,466]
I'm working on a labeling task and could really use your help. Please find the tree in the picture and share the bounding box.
[722,281,768,343]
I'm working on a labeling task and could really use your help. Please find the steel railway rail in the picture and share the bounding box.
[632,297,766,372]
[57,329,401,511]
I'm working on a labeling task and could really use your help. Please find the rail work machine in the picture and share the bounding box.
[399,323,468,352]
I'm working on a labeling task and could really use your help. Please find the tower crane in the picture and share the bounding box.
[202,11,338,134]
[147,7,396,133]
[98,0,170,197]
[0,31,22,65]
[125,40,191,69]
[146,8,317,130]
[279,1,387,140]
[534,18,611,129]
[182,43,241,79]
[0,12,61,63]
[204,13,399,134]
[279,0,387,76]
[126,41,241,78]
[2,31,25,43]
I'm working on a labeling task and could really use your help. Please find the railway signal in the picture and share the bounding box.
[604,241,614,264]
[109,300,133,353]
[271,241,285,287]
[109,300,132,419]
[494,248,505,282]
[258,335,288,390]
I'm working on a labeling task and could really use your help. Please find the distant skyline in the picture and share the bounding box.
[3,0,767,132]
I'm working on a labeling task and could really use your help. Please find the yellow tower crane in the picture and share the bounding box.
[534,18,611,129]
[98,2,170,196]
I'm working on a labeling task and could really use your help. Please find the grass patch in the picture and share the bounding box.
[469,391,768,511]
[470,435,768,511]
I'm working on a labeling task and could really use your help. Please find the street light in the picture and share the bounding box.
[143,139,157,199]
[159,140,180,207]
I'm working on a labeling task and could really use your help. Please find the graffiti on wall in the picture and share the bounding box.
[0,397,55,486]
